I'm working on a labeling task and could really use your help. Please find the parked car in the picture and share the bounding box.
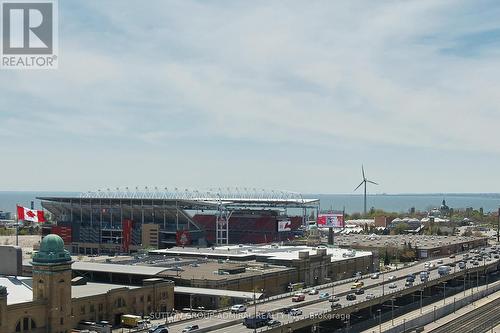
[308,289,318,295]
[290,308,302,316]
[292,293,305,302]
[231,304,247,313]
[346,294,357,301]
[182,325,199,333]
[388,283,397,289]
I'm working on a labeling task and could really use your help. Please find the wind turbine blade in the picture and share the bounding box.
[354,181,364,191]
[362,165,365,179]
[366,180,378,185]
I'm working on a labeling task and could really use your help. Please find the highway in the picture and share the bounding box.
[164,246,500,333]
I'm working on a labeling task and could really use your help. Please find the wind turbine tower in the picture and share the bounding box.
[354,165,379,216]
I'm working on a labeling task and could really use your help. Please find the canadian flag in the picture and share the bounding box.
[17,205,46,223]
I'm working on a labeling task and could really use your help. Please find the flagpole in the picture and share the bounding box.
[16,205,19,247]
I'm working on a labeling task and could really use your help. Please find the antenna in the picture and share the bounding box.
[354,164,379,216]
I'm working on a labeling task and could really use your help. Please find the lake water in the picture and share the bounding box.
[0,191,499,214]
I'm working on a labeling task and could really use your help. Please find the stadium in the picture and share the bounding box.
[39,187,319,255]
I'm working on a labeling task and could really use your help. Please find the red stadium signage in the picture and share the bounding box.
[122,219,133,252]
[317,213,345,228]
[176,230,191,246]
[278,220,292,232]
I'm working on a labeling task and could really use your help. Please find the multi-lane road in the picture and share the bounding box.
[163,246,500,333]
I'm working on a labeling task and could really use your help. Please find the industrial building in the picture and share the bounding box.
[0,234,174,332]
[333,234,487,258]
[39,187,318,254]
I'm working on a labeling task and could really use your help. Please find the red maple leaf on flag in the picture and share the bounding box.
[26,210,36,218]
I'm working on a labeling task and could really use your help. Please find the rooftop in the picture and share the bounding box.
[0,276,33,305]
[333,234,486,249]
[174,286,263,300]
[72,282,140,298]
[72,261,168,276]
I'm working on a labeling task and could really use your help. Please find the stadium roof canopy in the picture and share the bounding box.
[39,187,319,209]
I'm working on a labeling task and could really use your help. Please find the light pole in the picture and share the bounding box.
[382,271,385,296]
[391,298,395,325]
[253,290,257,333]
[476,271,479,291]
[420,289,423,314]
[378,309,382,333]
[442,282,447,305]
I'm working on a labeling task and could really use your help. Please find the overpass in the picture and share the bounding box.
[161,246,500,333]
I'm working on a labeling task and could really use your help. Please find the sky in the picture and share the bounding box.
[1,0,500,194]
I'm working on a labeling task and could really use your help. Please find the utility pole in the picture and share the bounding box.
[497,207,499,243]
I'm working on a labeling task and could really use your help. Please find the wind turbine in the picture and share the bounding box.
[354,165,378,216]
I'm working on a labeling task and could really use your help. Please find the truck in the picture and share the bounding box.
[243,312,272,329]
[121,315,142,328]
[438,266,451,276]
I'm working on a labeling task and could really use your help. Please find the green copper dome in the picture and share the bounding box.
[32,234,72,264]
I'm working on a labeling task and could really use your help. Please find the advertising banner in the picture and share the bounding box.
[278,220,292,232]
[176,230,191,246]
[317,213,345,227]
[122,219,133,252]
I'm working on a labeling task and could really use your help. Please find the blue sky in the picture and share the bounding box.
[1,0,500,193]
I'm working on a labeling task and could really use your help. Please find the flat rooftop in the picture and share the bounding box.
[0,276,141,304]
[334,234,486,249]
[0,276,33,305]
[72,261,169,276]
[157,261,293,281]
[72,282,140,298]
[174,286,263,300]
[151,244,372,262]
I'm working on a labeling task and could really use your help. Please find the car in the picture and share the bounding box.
[308,289,319,295]
[346,294,356,301]
[353,271,362,278]
[329,296,340,302]
[437,259,443,264]
[388,283,397,289]
[388,275,396,281]
[458,261,466,269]
[182,325,199,332]
[473,261,479,266]
[267,320,281,327]
[371,273,380,279]
[351,281,364,289]
[365,293,375,300]
[449,254,455,258]
[319,292,330,300]
[405,281,413,287]
[355,288,365,295]
[331,302,342,309]
[231,304,247,313]
[290,308,302,316]
[406,275,415,282]
[152,329,169,333]
[449,262,456,267]
[149,325,167,333]
[292,293,305,302]
[282,307,292,314]
[494,255,499,259]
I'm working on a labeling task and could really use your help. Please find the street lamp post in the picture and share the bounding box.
[391,298,395,325]
[420,289,423,314]
[253,290,257,333]
[378,309,382,333]
[382,271,385,296]
[442,282,446,305]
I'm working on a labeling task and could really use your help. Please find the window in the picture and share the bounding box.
[80,305,86,315]
[98,303,103,312]
[90,304,95,313]
[15,317,36,332]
